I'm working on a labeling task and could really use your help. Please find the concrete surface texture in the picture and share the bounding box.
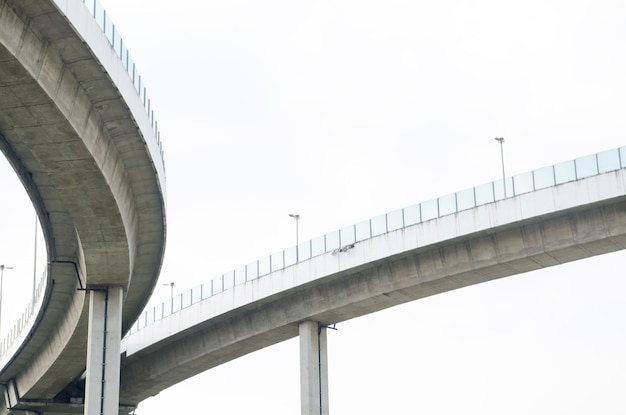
[117,168,626,407]
[1,0,626,414]
[0,0,166,413]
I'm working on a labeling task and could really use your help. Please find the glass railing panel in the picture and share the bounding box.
[137,74,144,100]
[456,188,475,211]
[387,209,404,231]
[223,271,234,290]
[212,275,223,295]
[154,303,163,321]
[147,308,155,325]
[127,56,136,83]
[258,256,271,276]
[163,300,171,317]
[182,290,192,309]
[340,225,356,246]
[438,193,456,216]
[507,177,514,197]
[403,204,421,226]
[271,251,284,272]
[597,149,620,173]
[474,182,494,205]
[120,43,128,69]
[134,74,141,96]
[493,177,517,200]
[234,266,246,285]
[575,154,598,179]
[494,179,505,199]
[95,1,105,29]
[554,160,576,184]
[311,235,326,257]
[513,171,534,195]
[533,165,555,189]
[326,230,340,251]
[104,16,114,45]
[355,220,371,241]
[143,308,151,326]
[191,286,201,304]
[371,214,387,236]
[172,294,182,313]
[201,282,211,299]
[284,247,297,267]
[298,241,312,261]
[246,262,259,281]
[113,31,122,58]
[85,0,96,16]
[620,147,626,168]
[421,199,438,221]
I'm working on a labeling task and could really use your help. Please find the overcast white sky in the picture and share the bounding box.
[2,0,626,413]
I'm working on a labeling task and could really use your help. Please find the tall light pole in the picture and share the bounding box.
[163,282,175,313]
[0,264,13,337]
[289,214,300,261]
[495,137,506,197]
[32,215,38,304]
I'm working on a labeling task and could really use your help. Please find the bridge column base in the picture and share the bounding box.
[299,321,329,415]
[84,287,123,415]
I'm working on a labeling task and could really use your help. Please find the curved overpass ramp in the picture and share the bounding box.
[0,0,166,413]
[0,1,624,414]
[119,150,626,409]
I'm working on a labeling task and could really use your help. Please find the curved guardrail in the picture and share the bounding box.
[80,0,165,176]
[2,0,625,362]
[0,271,47,358]
[4,146,623,353]
[0,0,167,358]
[128,146,626,334]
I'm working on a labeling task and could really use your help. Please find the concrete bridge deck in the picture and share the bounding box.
[0,0,166,413]
[118,148,626,407]
[0,0,624,414]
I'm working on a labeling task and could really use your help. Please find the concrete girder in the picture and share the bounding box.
[0,0,166,413]
[118,196,626,407]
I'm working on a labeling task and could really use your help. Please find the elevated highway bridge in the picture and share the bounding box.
[0,0,166,413]
[1,1,626,415]
[119,149,626,413]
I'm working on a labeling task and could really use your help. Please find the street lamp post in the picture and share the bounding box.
[495,137,506,197]
[163,282,175,313]
[0,264,13,337]
[32,215,38,304]
[289,214,300,261]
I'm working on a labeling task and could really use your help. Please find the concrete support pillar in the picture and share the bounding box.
[84,287,123,415]
[299,321,329,415]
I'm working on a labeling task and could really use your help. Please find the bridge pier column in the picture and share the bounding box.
[84,287,123,415]
[299,321,329,415]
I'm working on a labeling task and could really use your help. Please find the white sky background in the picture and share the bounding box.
[1,0,626,413]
